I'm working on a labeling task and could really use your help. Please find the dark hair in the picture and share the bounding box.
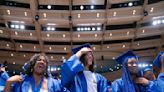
[24,53,49,77]
[80,52,95,72]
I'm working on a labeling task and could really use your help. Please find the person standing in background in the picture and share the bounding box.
[0,64,9,92]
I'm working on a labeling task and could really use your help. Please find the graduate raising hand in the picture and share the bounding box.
[61,43,108,92]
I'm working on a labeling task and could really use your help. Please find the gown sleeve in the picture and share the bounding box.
[157,72,164,92]
[61,55,84,88]
[112,78,122,92]
[0,72,9,92]
[96,73,108,92]
[146,80,160,92]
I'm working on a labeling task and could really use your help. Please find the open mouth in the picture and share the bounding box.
[38,64,44,69]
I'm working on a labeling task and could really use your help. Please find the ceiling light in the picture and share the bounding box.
[64,47,67,51]
[51,27,55,31]
[23,54,26,57]
[152,21,157,25]
[94,34,97,37]
[150,7,154,13]
[47,27,51,31]
[47,34,50,37]
[30,33,33,36]
[7,10,10,15]
[43,13,46,18]
[142,30,145,33]
[15,25,19,29]
[20,45,23,48]
[51,56,53,59]
[47,23,56,25]
[13,62,15,64]
[128,2,133,7]
[90,5,94,9]
[6,44,9,47]
[133,10,136,15]
[92,27,95,31]
[107,46,109,48]
[87,27,91,31]
[62,56,65,60]
[112,57,115,60]
[78,14,80,18]
[157,20,161,24]
[137,43,140,46]
[15,31,18,35]
[78,34,80,38]
[84,27,88,31]
[11,53,14,56]
[109,33,112,36]
[77,27,80,31]
[93,47,96,50]
[113,12,116,16]
[0,29,3,34]
[121,44,126,48]
[34,46,36,49]
[11,24,15,28]
[80,5,84,10]
[81,27,84,31]
[47,5,51,9]
[24,12,27,16]
[97,27,101,31]
[20,25,25,29]
[162,20,164,23]
[97,13,100,18]
[127,31,130,35]
[63,34,66,38]
[49,46,52,50]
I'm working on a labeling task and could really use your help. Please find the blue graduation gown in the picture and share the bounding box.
[0,71,9,92]
[157,73,164,92]
[12,75,62,92]
[61,55,108,92]
[112,78,159,92]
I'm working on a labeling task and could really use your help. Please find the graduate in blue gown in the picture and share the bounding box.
[61,43,108,92]
[153,51,164,92]
[4,53,63,92]
[112,51,157,92]
[140,66,156,81]
[0,64,9,92]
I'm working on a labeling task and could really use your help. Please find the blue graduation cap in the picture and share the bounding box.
[140,66,153,76]
[22,62,30,71]
[153,51,164,68]
[72,43,91,54]
[0,64,4,68]
[116,51,137,64]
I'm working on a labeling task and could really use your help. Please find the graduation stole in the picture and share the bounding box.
[30,76,44,92]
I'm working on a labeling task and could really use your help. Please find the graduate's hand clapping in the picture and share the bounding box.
[135,77,149,86]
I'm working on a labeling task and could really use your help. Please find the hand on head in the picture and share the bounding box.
[76,47,92,58]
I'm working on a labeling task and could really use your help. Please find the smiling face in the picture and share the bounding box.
[33,55,47,75]
[85,52,94,66]
[127,58,139,74]
[80,51,95,72]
